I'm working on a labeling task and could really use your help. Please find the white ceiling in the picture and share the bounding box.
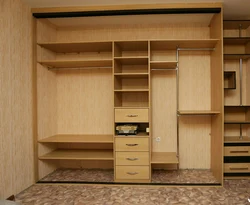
[22,0,250,19]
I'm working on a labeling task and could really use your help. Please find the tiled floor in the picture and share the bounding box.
[15,180,250,205]
[40,169,219,184]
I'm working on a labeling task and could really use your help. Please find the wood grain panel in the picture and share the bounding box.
[179,116,211,169]
[246,59,250,105]
[151,71,177,152]
[179,51,211,110]
[0,0,33,198]
[37,19,57,43]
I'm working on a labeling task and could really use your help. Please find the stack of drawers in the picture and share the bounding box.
[114,108,150,182]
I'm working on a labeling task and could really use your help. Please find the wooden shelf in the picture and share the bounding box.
[223,20,250,30]
[114,106,149,109]
[150,39,219,50]
[38,41,112,53]
[115,132,149,137]
[114,57,148,65]
[38,134,113,143]
[114,73,148,77]
[39,149,114,160]
[115,41,148,51]
[39,59,112,69]
[150,61,177,70]
[224,121,250,124]
[224,37,250,45]
[178,110,220,115]
[224,54,250,60]
[151,152,178,164]
[225,136,250,143]
[225,105,250,107]
[114,89,149,92]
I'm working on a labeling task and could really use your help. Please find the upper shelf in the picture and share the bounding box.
[39,134,113,143]
[39,59,112,69]
[114,57,148,65]
[150,61,177,70]
[224,136,250,143]
[150,39,219,50]
[224,121,250,124]
[38,41,112,53]
[178,110,220,115]
[224,37,250,45]
[223,20,250,30]
[224,54,250,60]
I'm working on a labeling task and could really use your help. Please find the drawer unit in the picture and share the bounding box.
[224,163,250,173]
[224,146,250,156]
[116,166,150,180]
[116,152,149,166]
[115,137,149,151]
[115,109,148,122]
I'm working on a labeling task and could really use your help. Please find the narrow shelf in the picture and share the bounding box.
[224,37,250,45]
[39,149,114,160]
[224,121,250,124]
[114,57,148,65]
[38,41,112,53]
[224,54,250,60]
[39,59,112,69]
[151,152,178,164]
[178,110,220,115]
[150,61,177,70]
[114,89,149,92]
[114,73,148,77]
[38,134,113,143]
[224,136,250,143]
[150,39,219,50]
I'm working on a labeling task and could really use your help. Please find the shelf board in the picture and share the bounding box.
[224,121,250,124]
[224,37,250,45]
[114,106,149,109]
[150,61,177,70]
[38,41,112,53]
[115,41,148,51]
[39,149,114,160]
[115,132,149,137]
[114,73,148,77]
[38,134,113,143]
[178,110,220,115]
[224,54,250,60]
[224,136,250,143]
[225,105,250,107]
[114,57,148,65]
[151,152,178,164]
[150,39,219,50]
[114,89,149,92]
[223,20,250,30]
[39,59,112,69]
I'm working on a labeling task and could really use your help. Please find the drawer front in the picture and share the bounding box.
[224,163,250,173]
[115,109,148,122]
[116,152,149,165]
[116,166,150,180]
[115,138,149,151]
[224,146,250,156]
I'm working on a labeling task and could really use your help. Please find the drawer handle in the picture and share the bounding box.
[126,144,138,146]
[126,157,139,161]
[230,151,249,153]
[127,172,138,175]
[126,114,138,117]
[229,167,249,171]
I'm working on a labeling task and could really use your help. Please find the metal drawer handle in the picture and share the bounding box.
[230,151,249,153]
[126,157,139,161]
[229,167,249,170]
[126,114,138,117]
[126,144,138,146]
[127,172,138,175]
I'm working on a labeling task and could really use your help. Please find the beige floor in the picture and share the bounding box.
[15,180,250,205]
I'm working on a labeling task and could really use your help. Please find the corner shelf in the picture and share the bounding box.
[151,152,178,164]
[39,150,114,160]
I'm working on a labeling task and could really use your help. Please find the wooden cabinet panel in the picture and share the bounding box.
[116,152,149,165]
[115,109,148,122]
[224,163,250,173]
[115,138,149,151]
[224,146,250,156]
[116,166,150,179]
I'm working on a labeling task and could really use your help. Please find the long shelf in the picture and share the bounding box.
[150,61,177,70]
[150,39,219,50]
[224,37,250,45]
[39,134,113,143]
[224,121,250,124]
[38,41,112,53]
[224,136,250,143]
[224,54,250,60]
[151,152,178,164]
[39,149,114,160]
[178,110,220,115]
[39,59,112,69]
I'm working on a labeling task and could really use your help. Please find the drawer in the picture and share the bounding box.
[116,152,149,166]
[115,138,149,151]
[116,166,150,180]
[224,146,250,156]
[224,163,250,173]
[115,109,148,122]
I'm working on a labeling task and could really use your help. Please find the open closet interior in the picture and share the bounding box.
[35,4,224,185]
